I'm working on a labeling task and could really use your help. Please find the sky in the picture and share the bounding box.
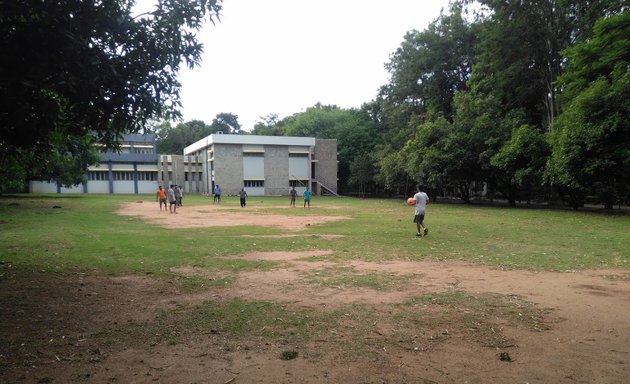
[172,0,452,130]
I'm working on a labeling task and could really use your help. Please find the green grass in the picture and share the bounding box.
[2,194,628,363]
[396,291,552,348]
[96,298,314,346]
[1,194,628,274]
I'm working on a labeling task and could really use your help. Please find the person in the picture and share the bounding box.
[175,185,183,207]
[167,184,178,214]
[289,186,297,207]
[213,185,221,204]
[303,187,311,209]
[412,185,429,237]
[179,185,184,206]
[156,186,167,211]
[239,187,248,208]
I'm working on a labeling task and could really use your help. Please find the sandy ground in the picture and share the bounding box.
[1,202,629,383]
[116,201,350,230]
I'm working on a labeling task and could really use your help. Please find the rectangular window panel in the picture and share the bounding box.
[243,156,265,179]
[244,180,265,188]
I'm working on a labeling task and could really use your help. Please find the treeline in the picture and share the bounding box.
[3,1,627,208]
[246,1,629,209]
[155,1,629,208]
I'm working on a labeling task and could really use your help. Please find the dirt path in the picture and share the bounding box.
[1,203,629,383]
[116,201,350,230]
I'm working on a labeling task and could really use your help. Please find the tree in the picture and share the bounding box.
[384,2,478,121]
[1,134,100,192]
[264,104,380,194]
[210,113,241,135]
[251,114,286,136]
[0,0,222,190]
[155,119,214,154]
[348,153,375,198]
[491,124,550,205]
[371,1,479,194]
[547,12,630,209]
[472,0,626,130]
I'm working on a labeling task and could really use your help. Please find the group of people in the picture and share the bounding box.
[289,186,311,208]
[157,183,429,237]
[210,184,311,209]
[211,184,247,208]
[156,185,183,214]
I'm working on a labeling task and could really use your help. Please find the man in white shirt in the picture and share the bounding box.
[167,185,177,214]
[413,185,429,237]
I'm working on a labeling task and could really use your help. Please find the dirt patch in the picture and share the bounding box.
[2,257,629,383]
[2,207,630,383]
[116,202,350,230]
[241,234,344,239]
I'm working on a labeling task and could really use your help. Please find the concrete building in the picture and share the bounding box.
[157,154,205,194]
[30,133,160,194]
[184,134,337,196]
[29,133,337,196]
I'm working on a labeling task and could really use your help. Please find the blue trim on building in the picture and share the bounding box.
[108,160,114,194]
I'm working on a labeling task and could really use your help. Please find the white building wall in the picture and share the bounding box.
[137,164,158,171]
[245,187,265,196]
[113,181,135,194]
[88,181,109,193]
[138,181,158,194]
[60,185,83,194]
[30,181,58,193]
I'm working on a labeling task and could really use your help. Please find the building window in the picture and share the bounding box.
[137,171,157,181]
[289,152,309,157]
[244,180,264,188]
[289,180,309,187]
[243,152,264,157]
[113,171,134,180]
[88,171,108,181]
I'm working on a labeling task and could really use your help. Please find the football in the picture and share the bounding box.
[407,197,416,205]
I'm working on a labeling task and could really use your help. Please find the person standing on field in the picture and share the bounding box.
[178,185,184,206]
[303,188,311,209]
[167,184,177,214]
[175,185,183,207]
[413,185,429,237]
[213,185,221,204]
[156,186,167,211]
[239,187,248,208]
[290,186,297,207]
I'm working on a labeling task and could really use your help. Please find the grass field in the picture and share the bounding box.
[1,194,630,383]
[1,193,628,274]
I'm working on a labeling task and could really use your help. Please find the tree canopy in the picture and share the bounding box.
[5,0,629,208]
[547,12,630,208]
[0,0,222,190]
[240,1,628,207]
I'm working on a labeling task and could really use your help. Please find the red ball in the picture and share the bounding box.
[407,197,416,205]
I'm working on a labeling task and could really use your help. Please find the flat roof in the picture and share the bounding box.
[184,134,316,155]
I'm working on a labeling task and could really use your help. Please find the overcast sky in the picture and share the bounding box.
[173,0,451,130]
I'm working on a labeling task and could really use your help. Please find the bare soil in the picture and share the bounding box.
[1,203,629,383]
